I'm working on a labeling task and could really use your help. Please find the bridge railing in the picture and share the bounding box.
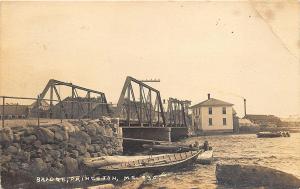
[0,95,113,128]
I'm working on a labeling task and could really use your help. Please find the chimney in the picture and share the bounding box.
[208,93,211,99]
[244,98,247,117]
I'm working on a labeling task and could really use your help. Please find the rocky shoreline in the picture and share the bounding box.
[0,118,123,188]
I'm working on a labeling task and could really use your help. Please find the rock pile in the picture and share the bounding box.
[0,117,122,185]
[216,163,300,189]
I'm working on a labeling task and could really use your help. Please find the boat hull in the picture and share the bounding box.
[256,131,290,138]
[96,151,202,177]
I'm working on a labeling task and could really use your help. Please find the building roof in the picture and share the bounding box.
[190,98,233,108]
[0,104,29,115]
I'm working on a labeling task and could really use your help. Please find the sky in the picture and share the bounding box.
[0,1,299,117]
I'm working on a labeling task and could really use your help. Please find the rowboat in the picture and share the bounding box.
[197,150,213,164]
[256,131,290,138]
[142,140,211,152]
[96,150,203,176]
[84,149,213,168]
[142,143,199,152]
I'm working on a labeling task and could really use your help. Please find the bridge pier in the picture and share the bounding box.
[122,127,171,141]
[121,127,189,153]
[170,127,189,141]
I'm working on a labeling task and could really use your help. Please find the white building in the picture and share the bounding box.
[191,94,234,134]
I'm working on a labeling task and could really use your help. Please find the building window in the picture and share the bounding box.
[223,118,227,125]
[209,118,213,126]
[208,107,212,114]
[222,107,226,114]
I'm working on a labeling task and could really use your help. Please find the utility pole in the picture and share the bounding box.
[244,98,247,117]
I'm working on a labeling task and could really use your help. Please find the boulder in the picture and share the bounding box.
[63,157,78,174]
[84,123,97,136]
[35,128,54,144]
[13,134,21,142]
[216,164,300,189]
[7,145,18,154]
[94,144,101,152]
[30,149,42,159]
[31,158,48,174]
[8,162,19,171]
[53,161,64,169]
[69,131,91,144]
[41,144,59,150]
[0,127,13,145]
[20,163,30,171]
[33,140,42,148]
[24,127,35,136]
[49,150,61,159]
[105,126,113,137]
[57,121,79,133]
[87,145,95,153]
[22,135,37,144]
[15,151,30,162]
[70,150,79,158]
[97,126,106,136]
[84,152,91,158]
[49,166,65,177]
[54,129,69,141]
[12,142,20,148]
[1,155,12,163]
[107,148,113,155]
[44,155,54,163]
[97,152,104,157]
[76,144,87,155]
[102,148,108,155]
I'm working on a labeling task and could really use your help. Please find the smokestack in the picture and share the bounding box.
[244,98,247,117]
[208,93,211,99]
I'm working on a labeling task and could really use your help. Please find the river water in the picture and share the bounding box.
[3,133,299,189]
[141,133,300,189]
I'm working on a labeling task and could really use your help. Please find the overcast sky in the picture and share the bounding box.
[0,1,299,117]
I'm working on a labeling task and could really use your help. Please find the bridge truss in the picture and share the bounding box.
[36,79,110,119]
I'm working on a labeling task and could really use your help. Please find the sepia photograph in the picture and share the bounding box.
[0,0,299,188]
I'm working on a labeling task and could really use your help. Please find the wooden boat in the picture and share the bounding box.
[84,155,167,168]
[96,150,203,176]
[256,131,290,138]
[197,150,214,165]
[142,140,211,152]
[84,149,213,168]
[142,143,198,152]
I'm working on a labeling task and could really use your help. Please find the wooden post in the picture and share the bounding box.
[37,95,40,127]
[174,103,176,125]
[71,87,75,119]
[50,85,53,118]
[60,103,63,123]
[139,85,143,126]
[149,91,152,126]
[2,97,5,128]
[127,86,130,126]
[157,97,160,126]
[87,91,91,119]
